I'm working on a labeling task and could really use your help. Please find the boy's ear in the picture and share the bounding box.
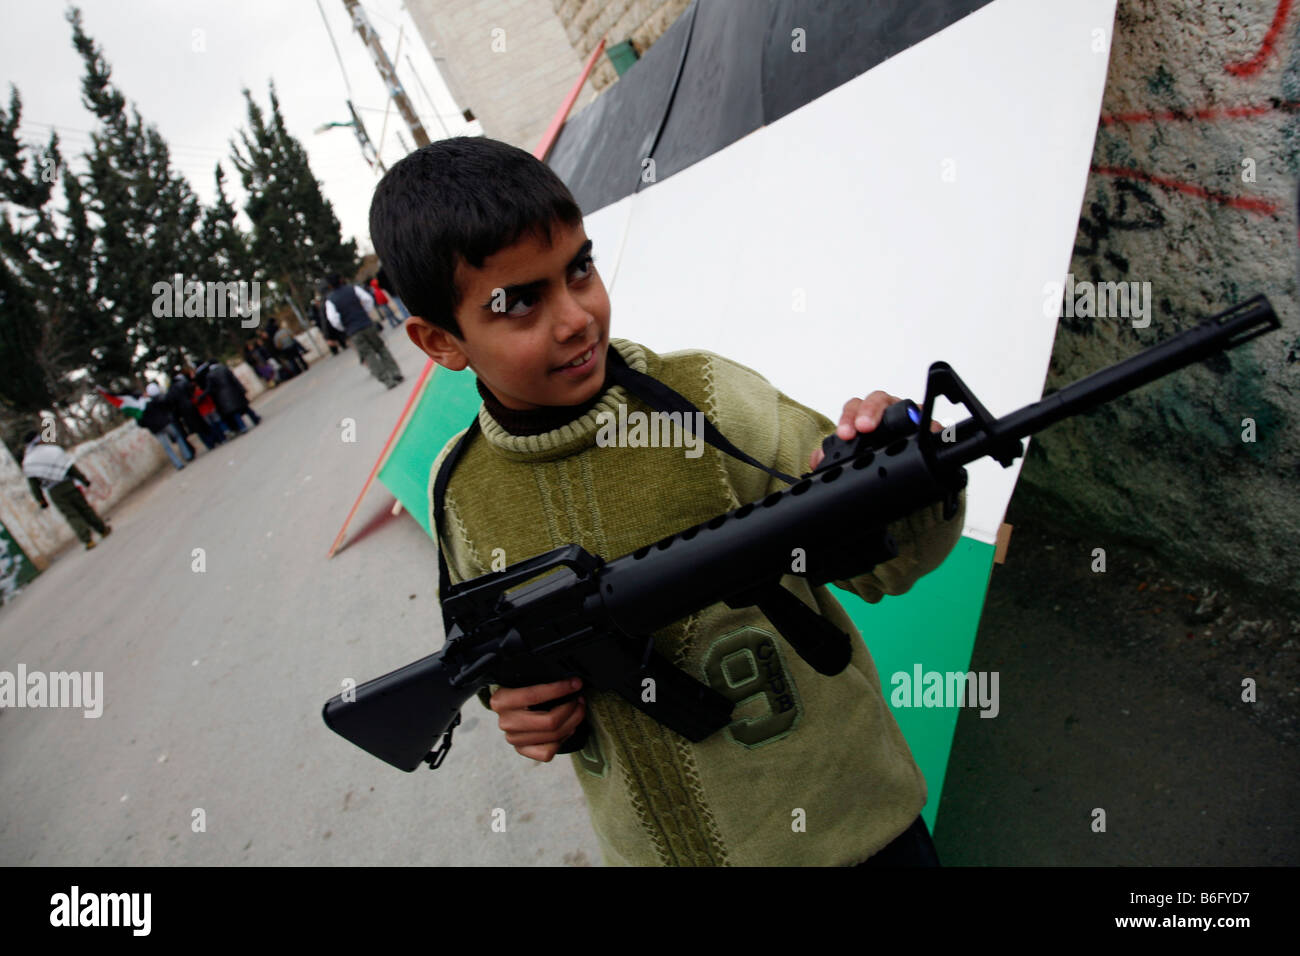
[405,316,469,371]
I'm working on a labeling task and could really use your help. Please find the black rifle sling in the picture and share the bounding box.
[433,415,480,612]
[602,345,801,486]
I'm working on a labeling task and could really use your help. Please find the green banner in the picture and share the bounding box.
[0,520,41,606]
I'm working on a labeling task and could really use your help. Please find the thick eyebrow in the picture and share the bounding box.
[480,238,594,311]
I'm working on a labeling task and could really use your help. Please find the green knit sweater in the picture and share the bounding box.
[428,338,966,866]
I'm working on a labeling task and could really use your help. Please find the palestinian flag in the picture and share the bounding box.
[97,388,148,420]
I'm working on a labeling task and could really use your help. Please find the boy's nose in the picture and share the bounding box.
[553,291,595,339]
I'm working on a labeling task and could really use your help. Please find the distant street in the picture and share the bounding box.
[0,331,604,866]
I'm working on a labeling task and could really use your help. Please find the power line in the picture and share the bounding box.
[404,52,453,140]
[316,0,354,99]
[16,121,230,157]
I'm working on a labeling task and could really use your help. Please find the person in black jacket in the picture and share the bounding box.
[138,382,194,470]
[167,368,223,450]
[196,360,262,435]
[243,339,278,387]
[323,274,405,389]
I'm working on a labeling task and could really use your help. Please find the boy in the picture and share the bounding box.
[369,137,965,866]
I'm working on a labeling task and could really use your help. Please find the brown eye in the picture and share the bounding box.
[506,292,538,317]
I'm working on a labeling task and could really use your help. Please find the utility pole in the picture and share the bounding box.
[342,0,431,149]
[344,101,387,174]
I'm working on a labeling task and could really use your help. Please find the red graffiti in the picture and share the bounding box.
[1225,0,1293,77]
[1090,4,1294,231]
[1101,100,1300,126]
[1090,165,1279,215]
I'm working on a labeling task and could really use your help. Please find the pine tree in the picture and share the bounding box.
[70,6,207,376]
[0,85,101,436]
[230,82,357,322]
[195,162,257,360]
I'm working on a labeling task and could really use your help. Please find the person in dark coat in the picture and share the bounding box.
[197,360,262,434]
[243,339,277,387]
[139,382,194,470]
[323,274,405,389]
[272,324,309,375]
[184,365,231,440]
[310,298,344,355]
[167,368,222,450]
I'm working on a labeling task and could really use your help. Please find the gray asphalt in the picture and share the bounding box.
[0,331,604,867]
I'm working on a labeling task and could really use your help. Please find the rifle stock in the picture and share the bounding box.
[322,653,470,772]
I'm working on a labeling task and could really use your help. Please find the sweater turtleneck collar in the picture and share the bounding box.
[475,374,609,437]
[474,338,650,462]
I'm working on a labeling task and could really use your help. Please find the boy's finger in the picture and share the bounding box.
[490,678,582,712]
[518,742,562,762]
[500,698,583,735]
[504,700,586,745]
[852,391,901,432]
[836,398,863,438]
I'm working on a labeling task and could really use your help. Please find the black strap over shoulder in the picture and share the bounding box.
[433,416,480,610]
[603,345,799,486]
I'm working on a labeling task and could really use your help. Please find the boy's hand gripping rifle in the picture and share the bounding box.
[323,297,1279,772]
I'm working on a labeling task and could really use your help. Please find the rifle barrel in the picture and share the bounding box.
[933,296,1278,471]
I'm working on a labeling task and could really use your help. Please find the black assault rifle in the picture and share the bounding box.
[323,297,1279,771]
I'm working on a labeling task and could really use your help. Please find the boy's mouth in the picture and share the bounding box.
[552,343,599,373]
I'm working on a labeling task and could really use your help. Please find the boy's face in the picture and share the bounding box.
[405,219,611,411]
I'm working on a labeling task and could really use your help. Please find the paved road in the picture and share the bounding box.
[0,332,604,866]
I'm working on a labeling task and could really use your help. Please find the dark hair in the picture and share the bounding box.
[368,136,584,339]
[23,430,39,444]
[326,274,343,289]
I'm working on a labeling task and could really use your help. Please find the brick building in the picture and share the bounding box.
[404,0,691,150]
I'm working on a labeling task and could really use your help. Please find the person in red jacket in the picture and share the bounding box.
[184,366,229,443]
[368,278,403,329]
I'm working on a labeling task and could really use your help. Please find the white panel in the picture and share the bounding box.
[582,0,1117,546]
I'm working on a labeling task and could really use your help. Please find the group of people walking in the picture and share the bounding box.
[138,362,263,470]
[18,273,411,558]
[243,325,311,388]
[17,359,262,552]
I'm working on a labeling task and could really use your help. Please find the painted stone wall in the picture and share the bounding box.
[0,361,273,568]
[553,0,693,92]
[1017,0,1299,603]
[0,420,166,565]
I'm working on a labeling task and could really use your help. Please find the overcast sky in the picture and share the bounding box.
[0,0,479,253]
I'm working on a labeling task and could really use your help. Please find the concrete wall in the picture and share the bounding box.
[0,421,166,564]
[406,0,602,151]
[554,0,693,94]
[404,0,691,151]
[0,360,281,565]
[1017,0,1299,603]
